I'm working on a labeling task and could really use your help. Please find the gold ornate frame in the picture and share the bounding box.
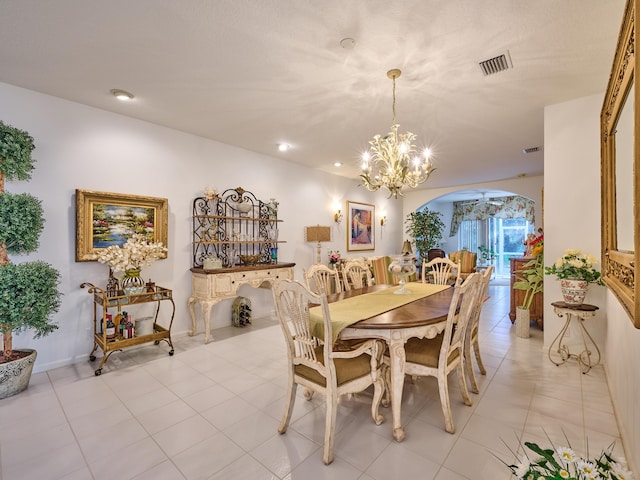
[601,0,640,327]
[76,189,169,262]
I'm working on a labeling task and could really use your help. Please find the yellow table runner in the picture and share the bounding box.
[310,282,450,343]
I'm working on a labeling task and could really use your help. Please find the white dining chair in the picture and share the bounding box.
[421,257,461,286]
[464,265,493,394]
[342,260,374,291]
[304,263,343,295]
[272,279,384,465]
[384,272,483,434]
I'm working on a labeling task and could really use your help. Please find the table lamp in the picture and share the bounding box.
[305,225,331,264]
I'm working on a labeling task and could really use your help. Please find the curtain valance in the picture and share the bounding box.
[449,195,535,236]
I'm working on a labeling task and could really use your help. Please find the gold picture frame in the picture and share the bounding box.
[347,200,375,251]
[600,0,640,327]
[75,189,169,262]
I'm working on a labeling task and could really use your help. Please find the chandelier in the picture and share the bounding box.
[360,69,435,199]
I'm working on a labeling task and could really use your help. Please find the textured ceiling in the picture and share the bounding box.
[0,0,626,193]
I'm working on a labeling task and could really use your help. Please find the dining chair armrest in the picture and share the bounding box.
[331,338,379,359]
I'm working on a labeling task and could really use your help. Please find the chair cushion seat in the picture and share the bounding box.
[404,334,460,367]
[295,346,372,387]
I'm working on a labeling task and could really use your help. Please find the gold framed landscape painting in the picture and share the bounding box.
[347,200,375,251]
[75,189,169,262]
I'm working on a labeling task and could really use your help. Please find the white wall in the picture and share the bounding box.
[0,82,404,373]
[543,94,606,349]
[545,93,640,473]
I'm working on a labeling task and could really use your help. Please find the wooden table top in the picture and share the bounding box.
[326,284,455,330]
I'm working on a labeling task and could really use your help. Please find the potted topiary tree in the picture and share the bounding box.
[405,207,445,261]
[0,120,62,399]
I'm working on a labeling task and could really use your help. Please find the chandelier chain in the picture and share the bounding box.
[392,76,397,125]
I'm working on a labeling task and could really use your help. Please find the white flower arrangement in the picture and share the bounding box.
[545,249,604,285]
[505,440,634,480]
[94,234,167,272]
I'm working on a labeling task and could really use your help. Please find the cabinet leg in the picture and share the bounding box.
[187,296,198,336]
[200,300,218,344]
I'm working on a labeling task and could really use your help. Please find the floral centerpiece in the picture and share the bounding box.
[545,249,604,305]
[505,440,634,480]
[328,250,340,266]
[94,234,167,294]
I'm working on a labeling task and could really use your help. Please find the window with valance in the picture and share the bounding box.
[449,195,535,237]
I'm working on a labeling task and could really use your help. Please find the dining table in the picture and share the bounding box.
[321,282,456,442]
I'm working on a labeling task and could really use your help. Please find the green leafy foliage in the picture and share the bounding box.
[0,261,61,337]
[545,249,604,285]
[513,253,544,310]
[505,440,634,479]
[0,120,61,356]
[405,208,445,259]
[0,121,35,181]
[0,193,44,254]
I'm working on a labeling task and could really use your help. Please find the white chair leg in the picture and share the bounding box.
[457,362,473,407]
[279,378,297,434]
[323,390,338,465]
[438,373,455,434]
[465,342,480,394]
[473,339,487,375]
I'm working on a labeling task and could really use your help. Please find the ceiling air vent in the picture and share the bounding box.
[478,52,513,76]
[522,146,540,154]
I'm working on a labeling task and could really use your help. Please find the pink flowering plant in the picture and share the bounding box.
[504,440,634,480]
[328,250,340,265]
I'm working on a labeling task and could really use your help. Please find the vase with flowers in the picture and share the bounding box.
[545,249,603,305]
[94,234,167,295]
[328,250,340,269]
[503,438,634,480]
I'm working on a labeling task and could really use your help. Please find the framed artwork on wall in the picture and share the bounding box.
[75,189,169,261]
[347,200,375,251]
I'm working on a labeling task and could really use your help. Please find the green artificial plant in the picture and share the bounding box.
[0,120,61,362]
[513,251,544,310]
[405,208,445,260]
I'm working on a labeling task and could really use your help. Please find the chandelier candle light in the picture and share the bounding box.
[360,68,435,199]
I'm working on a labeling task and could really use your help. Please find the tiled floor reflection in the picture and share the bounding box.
[0,284,628,480]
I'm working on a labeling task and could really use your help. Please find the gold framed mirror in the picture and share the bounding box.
[601,0,640,327]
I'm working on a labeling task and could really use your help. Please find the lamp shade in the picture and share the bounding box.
[305,226,331,243]
[401,240,413,256]
[305,225,332,264]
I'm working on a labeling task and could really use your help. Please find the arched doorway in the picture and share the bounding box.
[422,189,535,280]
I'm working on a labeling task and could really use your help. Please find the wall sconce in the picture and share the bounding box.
[334,209,343,224]
[380,215,387,227]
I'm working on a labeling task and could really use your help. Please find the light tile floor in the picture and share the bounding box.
[0,285,628,480]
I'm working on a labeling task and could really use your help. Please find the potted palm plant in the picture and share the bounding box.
[0,120,62,399]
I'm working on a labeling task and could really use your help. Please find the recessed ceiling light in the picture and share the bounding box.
[334,162,342,167]
[110,89,134,101]
[278,143,290,152]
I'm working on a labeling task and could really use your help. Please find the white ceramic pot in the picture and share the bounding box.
[560,278,588,305]
[515,306,530,338]
[0,349,37,399]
